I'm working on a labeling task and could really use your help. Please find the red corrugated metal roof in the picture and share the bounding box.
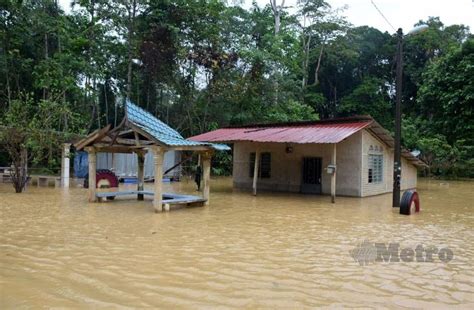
[188,120,372,144]
[187,115,427,167]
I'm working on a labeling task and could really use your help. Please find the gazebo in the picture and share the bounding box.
[74,100,228,212]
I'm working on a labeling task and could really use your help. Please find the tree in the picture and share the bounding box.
[0,95,77,192]
[417,39,474,144]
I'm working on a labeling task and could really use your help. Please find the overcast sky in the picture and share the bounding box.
[252,0,474,33]
[59,0,474,34]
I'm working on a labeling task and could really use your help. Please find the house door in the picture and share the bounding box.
[301,157,322,194]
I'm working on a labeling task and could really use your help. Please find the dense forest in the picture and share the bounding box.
[0,0,473,177]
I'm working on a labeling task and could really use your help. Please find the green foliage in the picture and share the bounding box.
[339,77,391,128]
[211,151,233,176]
[0,1,472,179]
[264,100,318,122]
[417,39,474,144]
[417,136,473,178]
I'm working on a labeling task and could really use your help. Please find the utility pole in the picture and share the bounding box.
[392,28,403,208]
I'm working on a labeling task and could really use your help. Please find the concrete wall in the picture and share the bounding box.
[233,131,362,196]
[232,129,418,197]
[360,130,417,197]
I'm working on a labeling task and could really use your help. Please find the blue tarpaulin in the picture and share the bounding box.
[74,151,88,178]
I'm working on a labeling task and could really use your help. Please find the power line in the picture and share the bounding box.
[370,0,396,32]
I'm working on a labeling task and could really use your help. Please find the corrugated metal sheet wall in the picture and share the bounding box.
[96,151,181,178]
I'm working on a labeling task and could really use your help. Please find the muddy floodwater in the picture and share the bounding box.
[0,178,473,308]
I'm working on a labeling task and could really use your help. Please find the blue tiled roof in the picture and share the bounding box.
[126,100,230,151]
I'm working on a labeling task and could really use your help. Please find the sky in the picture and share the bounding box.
[252,0,474,33]
[59,0,474,34]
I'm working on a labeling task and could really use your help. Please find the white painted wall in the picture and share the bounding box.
[360,130,417,197]
[232,129,418,197]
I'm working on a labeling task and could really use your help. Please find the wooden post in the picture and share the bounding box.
[252,149,260,196]
[137,152,145,200]
[331,143,337,203]
[152,146,164,212]
[201,151,212,206]
[61,143,71,188]
[85,146,97,202]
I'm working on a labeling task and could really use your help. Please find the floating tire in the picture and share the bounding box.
[400,190,420,215]
[83,169,119,200]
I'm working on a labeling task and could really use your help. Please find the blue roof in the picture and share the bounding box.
[126,100,230,151]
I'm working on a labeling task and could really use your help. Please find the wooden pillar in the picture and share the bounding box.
[252,149,260,196]
[331,143,337,203]
[152,146,164,212]
[85,146,97,202]
[61,143,71,188]
[137,152,145,200]
[201,151,212,206]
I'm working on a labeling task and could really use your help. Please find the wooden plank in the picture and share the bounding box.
[75,124,111,150]
[108,118,126,146]
[101,136,153,146]
[93,145,142,153]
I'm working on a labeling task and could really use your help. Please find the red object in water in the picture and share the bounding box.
[400,190,420,215]
[188,117,372,144]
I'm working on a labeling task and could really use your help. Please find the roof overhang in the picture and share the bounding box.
[188,116,427,167]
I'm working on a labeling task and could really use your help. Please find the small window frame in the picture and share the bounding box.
[368,154,383,184]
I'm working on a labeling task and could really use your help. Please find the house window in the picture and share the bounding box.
[249,152,271,178]
[368,154,383,183]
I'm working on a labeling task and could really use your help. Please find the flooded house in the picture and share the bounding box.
[189,116,426,200]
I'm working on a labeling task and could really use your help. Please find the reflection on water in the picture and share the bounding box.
[0,178,473,308]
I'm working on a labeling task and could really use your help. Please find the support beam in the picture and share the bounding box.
[201,151,212,206]
[151,146,164,212]
[137,152,145,200]
[331,143,337,203]
[85,147,97,202]
[61,143,71,188]
[252,149,260,196]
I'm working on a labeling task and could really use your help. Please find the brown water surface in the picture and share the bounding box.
[0,178,473,308]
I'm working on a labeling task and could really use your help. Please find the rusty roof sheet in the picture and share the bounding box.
[188,121,372,144]
[187,116,427,167]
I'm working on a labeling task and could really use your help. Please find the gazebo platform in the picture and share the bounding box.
[96,190,206,207]
[73,100,229,212]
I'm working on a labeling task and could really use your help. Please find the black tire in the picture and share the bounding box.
[400,190,420,215]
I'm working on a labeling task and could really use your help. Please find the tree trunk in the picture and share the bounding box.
[270,0,284,35]
[302,35,311,88]
[103,82,108,125]
[43,33,49,100]
[126,0,137,100]
[270,0,285,105]
[10,147,28,193]
[314,44,324,86]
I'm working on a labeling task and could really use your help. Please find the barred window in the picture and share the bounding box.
[249,152,271,178]
[368,154,383,183]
